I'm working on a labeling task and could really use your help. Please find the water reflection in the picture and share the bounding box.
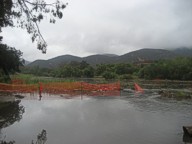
[0,140,15,144]
[39,93,42,101]
[32,129,47,144]
[183,134,192,144]
[0,100,25,128]
[0,93,192,144]
[0,129,47,144]
[121,90,192,114]
[0,100,25,144]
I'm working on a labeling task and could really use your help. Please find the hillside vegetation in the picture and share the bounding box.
[21,57,192,81]
[27,48,192,68]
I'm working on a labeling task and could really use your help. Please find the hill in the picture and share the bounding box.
[28,54,116,68]
[24,60,31,65]
[82,55,115,65]
[117,48,179,63]
[172,47,192,57]
[28,55,82,68]
[27,48,192,68]
[27,60,49,68]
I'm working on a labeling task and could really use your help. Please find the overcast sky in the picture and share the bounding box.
[2,0,192,61]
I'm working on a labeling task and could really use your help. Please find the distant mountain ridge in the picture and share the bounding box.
[27,48,192,68]
[171,47,192,57]
[24,60,31,65]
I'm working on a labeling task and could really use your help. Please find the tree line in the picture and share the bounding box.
[21,61,138,80]
[138,57,192,80]
[0,44,23,82]
[20,57,192,81]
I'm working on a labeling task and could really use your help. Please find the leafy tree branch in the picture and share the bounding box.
[0,0,67,53]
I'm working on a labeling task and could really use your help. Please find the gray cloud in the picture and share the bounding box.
[2,0,192,61]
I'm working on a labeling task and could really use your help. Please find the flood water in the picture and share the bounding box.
[0,91,192,144]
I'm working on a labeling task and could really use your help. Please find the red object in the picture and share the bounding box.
[39,83,43,92]
[134,83,144,93]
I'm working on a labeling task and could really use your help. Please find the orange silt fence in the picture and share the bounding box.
[42,82,82,94]
[81,81,120,91]
[134,83,144,93]
[0,83,38,93]
[0,81,121,96]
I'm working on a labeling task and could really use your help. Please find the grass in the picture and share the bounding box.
[11,74,77,84]
[10,74,117,85]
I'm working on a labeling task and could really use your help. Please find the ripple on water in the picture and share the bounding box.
[120,90,192,115]
[1,92,192,144]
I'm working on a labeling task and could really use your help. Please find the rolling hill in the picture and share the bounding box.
[28,55,82,68]
[172,47,192,57]
[27,48,192,68]
[117,48,179,63]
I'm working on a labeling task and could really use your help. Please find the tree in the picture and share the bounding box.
[102,71,117,80]
[0,0,67,53]
[138,57,192,80]
[115,63,134,75]
[79,61,89,70]
[83,66,94,78]
[0,44,23,81]
[63,65,73,77]
[96,64,107,76]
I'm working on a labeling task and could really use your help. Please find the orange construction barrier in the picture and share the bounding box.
[134,83,144,93]
[0,81,121,96]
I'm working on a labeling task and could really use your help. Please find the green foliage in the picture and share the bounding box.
[22,62,140,80]
[79,60,89,69]
[115,63,134,75]
[0,44,23,82]
[119,74,133,80]
[23,61,95,79]
[21,57,192,81]
[139,57,192,80]
[60,65,73,77]
[12,73,74,84]
[83,66,94,78]
[95,63,137,76]
[102,71,117,80]
[95,64,108,76]
[0,0,13,29]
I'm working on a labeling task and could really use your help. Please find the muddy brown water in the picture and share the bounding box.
[0,91,192,144]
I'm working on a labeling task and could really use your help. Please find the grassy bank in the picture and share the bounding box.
[11,74,117,84]
[11,74,77,84]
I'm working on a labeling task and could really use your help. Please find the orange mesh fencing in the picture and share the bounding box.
[0,83,38,93]
[11,79,25,84]
[42,82,82,94]
[0,81,121,96]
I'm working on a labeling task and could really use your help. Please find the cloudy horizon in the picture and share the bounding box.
[2,0,192,61]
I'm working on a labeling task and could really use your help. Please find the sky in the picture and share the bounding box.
[2,0,192,61]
